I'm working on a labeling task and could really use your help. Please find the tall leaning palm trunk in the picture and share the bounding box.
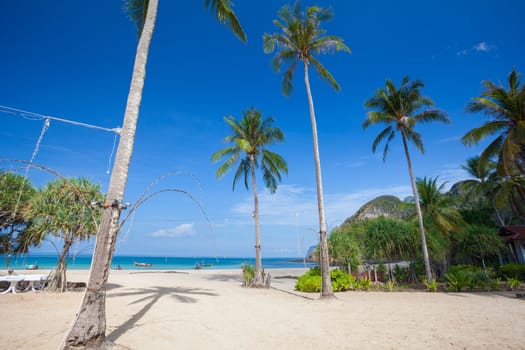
[401,132,431,281]
[303,62,331,296]
[62,1,158,348]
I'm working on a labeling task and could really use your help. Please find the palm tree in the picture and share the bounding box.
[456,156,509,225]
[263,2,350,298]
[416,176,464,236]
[363,77,450,281]
[462,68,525,218]
[211,108,287,287]
[462,68,525,177]
[24,178,103,292]
[63,1,245,348]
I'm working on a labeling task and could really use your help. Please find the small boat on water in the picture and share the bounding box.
[195,263,213,270]
[25,264,39,270]
[134,261,152,267]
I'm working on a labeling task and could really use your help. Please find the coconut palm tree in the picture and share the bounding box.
[462,68,525,177]
[416,176,464,236]
[363,77,450,281]
[24,178,103,292]
[63,1,246,348]
[211,108,287,286]
[263,2,350,298]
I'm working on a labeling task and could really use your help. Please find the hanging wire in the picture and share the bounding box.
[0,104,121,134]
[106,131,119,175]
[10,118,51,225]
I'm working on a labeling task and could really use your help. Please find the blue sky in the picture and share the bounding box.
[1,1,523,258]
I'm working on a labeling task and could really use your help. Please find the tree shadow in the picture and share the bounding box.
[203,273,242,283]
[106,285,218,343]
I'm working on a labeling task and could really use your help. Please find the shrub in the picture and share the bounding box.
[506,277,521,290]
[386,280,395,292]
[489,278,502,291]
[295,274,321,292]
[498,264,525,282]
[423,279,438,292]
[472,271,489,291]
[393,264,410,283]
[445,269,472,292]
[331,269,355,292]
[241,264,255,286]
[295,267,355,292]
[357,278,371,291]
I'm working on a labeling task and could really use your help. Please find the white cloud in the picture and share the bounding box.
[438,135,462,143]
[474,42,492,52]
[457,41,495,56]
[150,223,196,238]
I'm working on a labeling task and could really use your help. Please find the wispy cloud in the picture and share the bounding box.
[229,184,412,228]
[457,41,496,56]
[438,135,462,143]
[434,164,470,191]
[150,223,196,238]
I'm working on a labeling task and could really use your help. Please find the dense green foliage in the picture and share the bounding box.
[295,267,355,293]
[498,263,525,281]
[0,172,37,269]
[24,177,103,292]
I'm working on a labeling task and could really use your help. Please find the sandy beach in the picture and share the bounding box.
[1,268,524,349]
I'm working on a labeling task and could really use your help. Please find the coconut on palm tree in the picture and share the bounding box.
[363,77,450,282]
[211,108,287,287]
[63,1,246,348]
[263,1,350,298]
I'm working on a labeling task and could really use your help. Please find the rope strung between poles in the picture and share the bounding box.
[0,104,121,134]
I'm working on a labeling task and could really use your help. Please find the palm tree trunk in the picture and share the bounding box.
[251,154,264,286]
[401,132,432,282]
[62,1,158,348]
[303,61,333,297]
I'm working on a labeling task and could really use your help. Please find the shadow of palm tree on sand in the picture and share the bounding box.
[106,285,218,343]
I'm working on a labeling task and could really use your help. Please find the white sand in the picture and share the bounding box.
[1,268,524,349]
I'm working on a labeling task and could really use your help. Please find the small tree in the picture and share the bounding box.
[0,172,37,271]
[454,224,503,274]
[25,178,103,292]
[328,225,361,273]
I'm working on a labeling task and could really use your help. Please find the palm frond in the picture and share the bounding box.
[461,120,507,146]
[123,0,149,36]
[204,0,247,42]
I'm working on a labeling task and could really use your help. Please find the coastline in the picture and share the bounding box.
[1,269,524,349]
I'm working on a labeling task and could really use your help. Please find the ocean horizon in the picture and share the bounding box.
[1,254,317,271]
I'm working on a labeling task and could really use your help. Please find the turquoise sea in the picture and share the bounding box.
[1,254,317,271]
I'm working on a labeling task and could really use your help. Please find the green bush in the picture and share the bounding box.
[393,265,410,283]
[295,274,321,292]
[506,277,521,290]
[445,269,473,292]
[331,269,355,292]
[498,263,525,282]
[357,278,371,291]
[423,279,438,292]
[489,278,502,291]
[471,271,489,291]
[295,267,355,292]
[241,264,255,286]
